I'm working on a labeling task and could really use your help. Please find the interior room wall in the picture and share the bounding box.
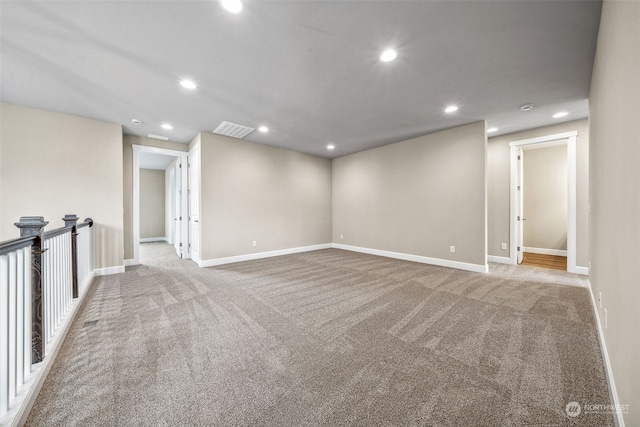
[122,135,187,260]
[523,145,568,251]
[487,119,589,266]
[589,1,640,424]
[197,132,332,261]
[0,103,123,270]
[139,169,165,239]
[332,121,487,268]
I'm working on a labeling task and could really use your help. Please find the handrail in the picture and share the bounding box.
[0,235,36,256]
[44,225,73,239]
[42,218,93,239]
[1,213,95,424]
[77,218,94,229]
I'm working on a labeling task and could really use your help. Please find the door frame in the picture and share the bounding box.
[132,144,189,265]
[509,131,584,274]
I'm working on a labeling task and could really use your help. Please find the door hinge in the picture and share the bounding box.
[517,185,521,191]
[179,243,183,247]
[517,246,521,251]
[517,155,521,160]
[179,163,182,168]
[517,216,520,221]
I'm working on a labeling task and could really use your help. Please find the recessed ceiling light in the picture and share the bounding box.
[520,103,535,112]
[487,127,498,133]
[161,124,173,130]
[379,49,397,62]
[219,0,244,14]
[445,105,458,113]
[327,144,335,150]
[258,126,269,133]
[553,112,569,118]
[131,119,142,125]
[179,79,197,89]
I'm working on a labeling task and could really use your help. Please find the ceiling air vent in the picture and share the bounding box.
[213,121,255,139]
[148,134,169,141]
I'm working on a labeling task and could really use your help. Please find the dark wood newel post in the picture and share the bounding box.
[63,214,79,298]
[14,216,49,364]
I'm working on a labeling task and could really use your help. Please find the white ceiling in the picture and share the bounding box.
[0,1,602,158]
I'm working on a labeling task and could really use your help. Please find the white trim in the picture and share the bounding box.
[487,255,512,264]
[333,244,489,274]
[198,244,332,267]
[566,134,578,274]
[139,237,167,243]
[508,131,578,147]
[132,145,189,265]
[509,131,580,274]
[124,259,137,267]
[573,266,589,276]
[6,274,97,427]
[93,265,125,276]
[522,247,568,257]
[587,282,625,427]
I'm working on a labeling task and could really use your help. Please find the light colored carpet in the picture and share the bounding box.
[25,244,612,426]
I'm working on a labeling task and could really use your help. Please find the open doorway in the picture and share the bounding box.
[520,140,568,270]
[132,145,190,266]
[509,131,582,274]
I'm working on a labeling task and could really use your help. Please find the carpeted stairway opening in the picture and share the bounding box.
[25,246,613,426]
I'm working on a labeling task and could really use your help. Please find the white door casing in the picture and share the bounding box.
[517,147,524,264]
[132,144,189,265]
[509,131,582,274]
[188,145,200,263]
[173,161,182,258]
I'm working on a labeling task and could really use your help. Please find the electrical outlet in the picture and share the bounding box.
[501,243,507,250]
[599,292,602,309]
[340,234,344,240]
[604,308,608,328]
[252,241,256,247]
[449,246,455,253]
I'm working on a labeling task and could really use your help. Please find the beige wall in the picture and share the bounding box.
[523,145,567,251]
[139,169,165,239]
[332,121,487,267]
[122,135,187,260]
[197,132,332,260]
[487,119,589,266]
[0,103,123,269]
[589,1,640,424]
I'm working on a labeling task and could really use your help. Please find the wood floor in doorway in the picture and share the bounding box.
[521,252,567,271]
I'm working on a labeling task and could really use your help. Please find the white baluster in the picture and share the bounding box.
[8,252,17,404]
[0,255,9,415]
[23,247,31,378]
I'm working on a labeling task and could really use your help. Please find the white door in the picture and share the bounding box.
[173,161,182,258]
[517,147,524,264]
[188,146,200,262]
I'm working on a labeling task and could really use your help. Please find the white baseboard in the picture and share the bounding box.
[587,281,625,427]
[332,243,488,274]
[6,272,97,427]
[487,255,513,264]
[124,259,137,267]
[198,244,332,267]
[93,265,125,276]
[572,265,589,276]
[139,237,167,243]
[523,246,568,256]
